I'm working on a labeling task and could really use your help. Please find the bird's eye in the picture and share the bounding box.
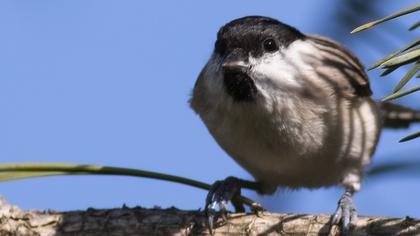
[263,38,278,52]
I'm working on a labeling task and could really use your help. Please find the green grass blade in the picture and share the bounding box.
[351,4,420,33]
[368,38,420,70]
[0,163,210,190]
[382,85,420,102]
[399,131,420,142]
[379,48,420,67]
[380,66,398,76]
[0,163,263,211]
[392,62,420,92]
[0,171,73,182]
[409,21,420,31]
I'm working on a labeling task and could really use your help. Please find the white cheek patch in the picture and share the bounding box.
[251,53,302,90]
[250,40,317,91]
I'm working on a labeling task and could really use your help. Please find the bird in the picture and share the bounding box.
[190,16,420,234]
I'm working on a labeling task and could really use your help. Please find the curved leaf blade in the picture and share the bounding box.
[0,171,78,182]
[351,4,420,33]
[369,38,420,70]
[393,62,420,92]
[0,163,261,211]
[399,131,420,142]
[380,66,399,76]
[379,49,420,68]
[382,85,420,102]
[409,21,420,31]
[0,163,209,190]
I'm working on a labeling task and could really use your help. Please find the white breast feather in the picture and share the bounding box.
[192,39,380,192]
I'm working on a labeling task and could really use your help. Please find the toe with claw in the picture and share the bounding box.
[204,176,244,233]
[331,190,358,235]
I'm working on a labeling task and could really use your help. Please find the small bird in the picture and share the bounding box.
[190,16,420,234]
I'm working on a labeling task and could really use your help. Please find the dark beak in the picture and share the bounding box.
[221,48,256,102]
[222,48,249,74]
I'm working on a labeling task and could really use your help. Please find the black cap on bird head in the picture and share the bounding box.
[215,16,305,58]
[215,16,305,102]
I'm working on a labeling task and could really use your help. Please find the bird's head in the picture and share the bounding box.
[210,16,306,102]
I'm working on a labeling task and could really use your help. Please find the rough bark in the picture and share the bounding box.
[0,198,418,236]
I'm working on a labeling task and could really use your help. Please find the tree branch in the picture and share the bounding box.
[0,197,418,236]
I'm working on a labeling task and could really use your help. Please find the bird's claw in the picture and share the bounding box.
[331,191,358,235]
[205,176,243,233]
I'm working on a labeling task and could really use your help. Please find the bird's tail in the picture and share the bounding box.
[379,102,420,128]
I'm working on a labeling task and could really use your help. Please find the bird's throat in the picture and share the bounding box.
[223,71,257,102]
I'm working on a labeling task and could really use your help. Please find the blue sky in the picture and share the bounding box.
[0,0,419,219]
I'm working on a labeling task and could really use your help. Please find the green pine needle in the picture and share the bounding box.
[369,38,420,70]
[399,131,420,142]
[382,85,420,102]
[351,4,420,33]
[352,4,420,143]
[379,49,420,68]
[392,62,420,93]
[0,163,261,211]
[409,21,420,31]
[380,66,399,77]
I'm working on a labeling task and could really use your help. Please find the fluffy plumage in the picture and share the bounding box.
[191,16,380,194]
[191,17,420,233]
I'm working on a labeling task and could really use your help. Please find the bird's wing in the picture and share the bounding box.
[306,35,372,97]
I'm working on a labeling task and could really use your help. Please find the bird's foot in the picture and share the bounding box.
[331,191,358,236]
[205,176,245,233]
